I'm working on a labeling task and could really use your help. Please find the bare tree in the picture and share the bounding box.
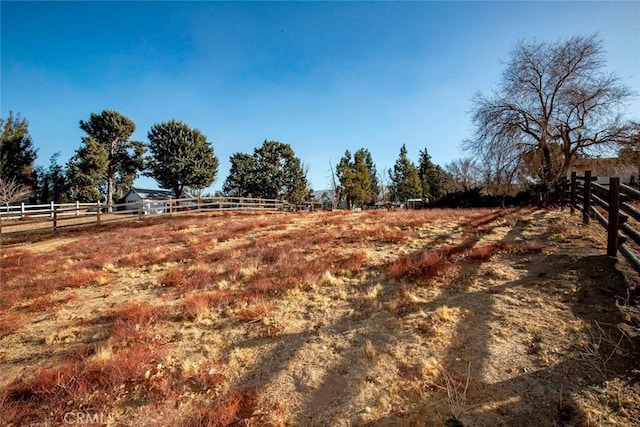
[445,158,481,192]
[378,166,391,202]
[467,34,636,188]
[328,159,338,209]
[475,136,525,196]
[0,177,32,208]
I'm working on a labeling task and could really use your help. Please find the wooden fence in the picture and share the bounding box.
[0,196,289,234]
[560,170,640,272]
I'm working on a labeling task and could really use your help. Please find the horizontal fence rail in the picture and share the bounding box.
[563,171,640,273]
[0,196,291,234]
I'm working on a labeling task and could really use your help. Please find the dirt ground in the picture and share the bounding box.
[0,207,639,426]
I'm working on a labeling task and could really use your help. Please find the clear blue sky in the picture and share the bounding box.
[2,1,639,193]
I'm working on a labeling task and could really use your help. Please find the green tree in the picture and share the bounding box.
[336,148,377,208]
[146,120,219,199]
[67,138,108,202]
[222,153,256,197]
[417,148,447,201]
[360,148,380,203]
[223,141,308,203]
[71,110,145,210]
[114,140,147,200]
[255,141,308,202]
[35,153,71,203]
[0,112,38,187]
[389,144,422,203]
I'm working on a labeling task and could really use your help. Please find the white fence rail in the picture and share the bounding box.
[0,201,98,220]
[0,196,290,234]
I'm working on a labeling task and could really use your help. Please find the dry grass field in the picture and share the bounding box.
[1,207,639,426]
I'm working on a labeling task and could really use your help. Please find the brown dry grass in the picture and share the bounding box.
[1,208,638,426]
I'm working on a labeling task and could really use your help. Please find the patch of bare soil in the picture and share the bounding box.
[0,208,638,426]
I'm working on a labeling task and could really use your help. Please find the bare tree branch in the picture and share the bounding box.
[0,177,32,208]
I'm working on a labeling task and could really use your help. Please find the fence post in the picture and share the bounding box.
[97,201,101,225]
[138,200,144,220]
[570,172,577,214]
[583,170,592,225]
[50,201,55,218]
[53,207,58,231]
[76,201,80,216]
[21,202,25,220]
[607,177,620,258]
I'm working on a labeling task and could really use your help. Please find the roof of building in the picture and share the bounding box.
[312,189,335,201]
[128,188,176,200]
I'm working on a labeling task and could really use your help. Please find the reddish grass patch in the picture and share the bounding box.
[388,238,544,280]
[331,250,370,273]
[186,388,259,427]
[387,248,450,279]
[181,290,232,319]
[0,248,35,269]
[237,301,273,322]
[185,361,227,392]
[65,268,108,287]
[1,264,108,311]
[110,302,168,346]
[28,295,55,312]
[0,311,25,339]
[160,265,214,292]
[1,342,167,426]
[260,248,283,265]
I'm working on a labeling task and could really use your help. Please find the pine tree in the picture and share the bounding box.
[146,120,219,199]
[223,141,308,203]
[389,144,422,203]
[0,112,38,188]
[67,137,108,202]
[418,148,448,201]
[36,153,71,203]
[69,110,145,209]
[223,153,256,197]
[336,148,377,208]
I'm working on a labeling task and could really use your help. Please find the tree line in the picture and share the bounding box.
[0,109,455,210]
[2,33,638,210]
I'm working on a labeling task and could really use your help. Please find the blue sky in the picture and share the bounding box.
[2,1,639,193]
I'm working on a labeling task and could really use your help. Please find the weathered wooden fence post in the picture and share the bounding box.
[53,207,58,231]
[50,201,55,218]
[607,177,621,258]
[570,172,577,214]
[21,202,25,220]
[583,170,592,224]
[97,201,101,225]
[138,200,144,220]
[76,201,80,216]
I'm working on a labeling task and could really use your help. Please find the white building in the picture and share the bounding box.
[119,188,191,214]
